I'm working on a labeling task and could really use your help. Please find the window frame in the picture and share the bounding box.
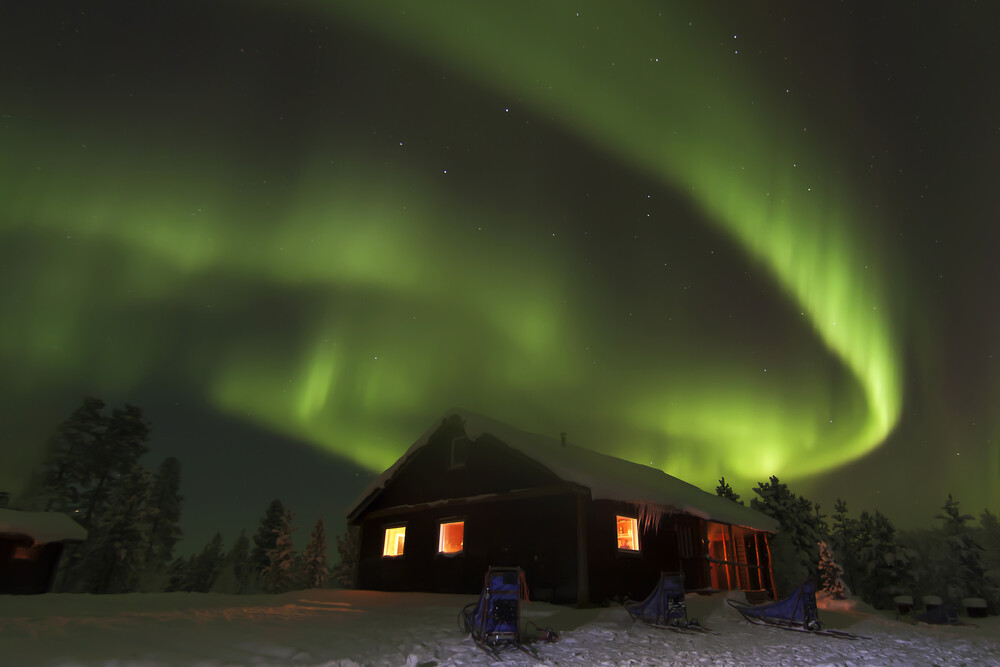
[615,514,641,553]
[381,523,407,559]
[436,518,466,556]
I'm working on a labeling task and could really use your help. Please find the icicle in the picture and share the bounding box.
[633,502,669,532]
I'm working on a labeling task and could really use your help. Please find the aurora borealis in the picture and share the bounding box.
[2,1,998,547]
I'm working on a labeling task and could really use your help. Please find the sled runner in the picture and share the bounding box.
[727,580,865,640]
[625,571,708,633]
[460,566,543,658]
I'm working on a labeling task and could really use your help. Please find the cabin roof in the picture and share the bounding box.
[0,508,88,545]
[349,408,778,532]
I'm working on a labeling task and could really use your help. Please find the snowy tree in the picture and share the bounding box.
[302,518,329,589]
[212,531,253,594]
[77,404,150,529]
[332,525,359,589]
[263,509,297,593]
[165,556,193,592]
[852,510,913,609]
[75,464,154,594]
[140,457,183,589]
[830,499,859,594]
[252,499,286,581]
[817,540,848,599]
[934,494,989,604]
[184,533,225,592]
[750,476,823,580]
[715,477,743,505]
[978,509,1000,612]
[16,397,106,514]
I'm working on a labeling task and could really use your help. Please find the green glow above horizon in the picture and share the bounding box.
[311,1,903,480]
[0,0,907,493]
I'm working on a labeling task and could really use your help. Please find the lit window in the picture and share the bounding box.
[12,545,34,560]
[616,515,639,551]
[438,521,465,554]
[383,526,406,557]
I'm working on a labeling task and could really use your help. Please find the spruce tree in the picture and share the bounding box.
[78,404,150,529]
[303,518,329,589]
[750,476,823,580]
[17,397,106,514]
[332,525,360,589]
[141,457,183,589]
[252,499,286,581]
[978,509,1000,612]
[715,477,743,505]
[185,533,225,592]
[165,556,192,592]
[830,498,861,593]
[77,464,154,593]
[817,540,848,599]
[212,531,253,594]
[935,494,988,604]
[852,510,912,609]
[263,509,297,593]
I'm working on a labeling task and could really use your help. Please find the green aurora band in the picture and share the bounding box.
[304,2,903,478]
[0,1,902,491]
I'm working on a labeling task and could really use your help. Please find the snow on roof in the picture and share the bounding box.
[0,508,88,544]
[350,408,778,532]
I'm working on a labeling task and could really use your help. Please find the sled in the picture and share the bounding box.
[625,571,708,633]
[460,566,544,658]
[727,580,866,640]
[916,601,962,625]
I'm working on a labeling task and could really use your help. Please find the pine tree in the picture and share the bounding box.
[76,464,154,594]
[831,499,855,558]
[978,509,1000,612]
[185,533,225,592]
[852,510,912,609]
[141,457,183,589]
[332,525,360,589]
[715,477,743,505]
[165,556,190,592]
[78,404,151,529]
[302,518,329,589]
[252,499,286,581]
[263,509,297,593]
[935,494,989,604]
[17,397,106,514]
[750,476,823,581]
[212,531,253,594]
[817,540,847,599]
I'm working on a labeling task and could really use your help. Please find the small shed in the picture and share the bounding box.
[0,507,88,594]
[348,409,778,605]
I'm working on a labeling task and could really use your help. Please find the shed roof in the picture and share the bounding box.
[350,408,778,532]
[0,508,88,545]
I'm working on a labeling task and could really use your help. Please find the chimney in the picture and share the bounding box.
[560,432,567,447]
[0,492,9,508]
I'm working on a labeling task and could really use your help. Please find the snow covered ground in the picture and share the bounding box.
[2,588,998,667]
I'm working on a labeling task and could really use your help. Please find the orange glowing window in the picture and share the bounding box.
[12,545,34,560]
[438,521,465,554]
[382,526,406,557]
[616,515,639,551]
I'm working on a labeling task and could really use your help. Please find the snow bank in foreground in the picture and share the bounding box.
[1,589,998,666]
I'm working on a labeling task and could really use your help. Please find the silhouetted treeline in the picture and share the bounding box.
[15,397,342,595]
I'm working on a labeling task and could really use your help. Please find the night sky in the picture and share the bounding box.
[2,1,998,553]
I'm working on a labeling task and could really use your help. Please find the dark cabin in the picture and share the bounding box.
[348,409,778,606]
[0,504,88,594]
